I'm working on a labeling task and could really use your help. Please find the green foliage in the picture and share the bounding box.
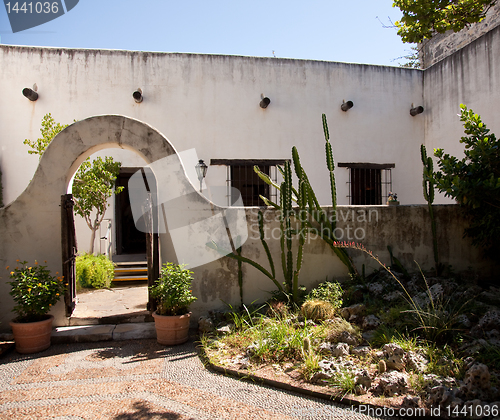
[393,0,496,44]
[398,46,422,68]
[425,344,466,379]
[208,114,357,305]
[300,350,321,381]
[72,156,123,254]
[149,263,197,316]
[7,260,66,322]
[75,253,115,289]
[301,299,335,322]
[433,105,500,255]
[306,280,343,309]
[23,113,70,158]
[325,317,362,344]
[328,368,357,398]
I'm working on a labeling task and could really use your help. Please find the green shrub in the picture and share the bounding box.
[76,253,115,289]
[306,280,343,309]
[301,299,335,322]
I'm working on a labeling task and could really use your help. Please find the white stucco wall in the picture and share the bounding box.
[0,45,425,211]
[423,25,500,204]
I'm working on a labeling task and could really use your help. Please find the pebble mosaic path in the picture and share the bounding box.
[0,338,396,420]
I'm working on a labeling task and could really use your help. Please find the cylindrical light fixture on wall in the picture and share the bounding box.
[260,94,271,109]
[341,100,354,112]
[410,105,424,116]
[22,85,38,101]
[133,88,143,103]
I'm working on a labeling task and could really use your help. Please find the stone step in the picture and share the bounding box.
[52,322,157,343]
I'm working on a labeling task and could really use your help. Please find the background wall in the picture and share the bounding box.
[190,204,495,319]
[423,25,500,204]
[0,45,424,211]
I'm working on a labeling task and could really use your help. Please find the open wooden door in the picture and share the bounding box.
[61,194,77,316]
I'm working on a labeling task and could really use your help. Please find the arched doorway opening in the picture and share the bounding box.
[65,148,158,324]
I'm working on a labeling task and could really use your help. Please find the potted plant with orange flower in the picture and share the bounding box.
[150,262,197,345]
[7,260,66,353]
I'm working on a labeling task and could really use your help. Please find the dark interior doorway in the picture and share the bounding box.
[115,168,147,255]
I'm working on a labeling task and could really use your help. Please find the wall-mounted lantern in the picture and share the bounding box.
[410,105,424,116]
[133,88,143,103]
[341,100,354,112]
[22,84,38,101]
[260,94,271,109]
[195,159,208,192]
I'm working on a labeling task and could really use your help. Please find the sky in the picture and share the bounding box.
[0,0,411,67]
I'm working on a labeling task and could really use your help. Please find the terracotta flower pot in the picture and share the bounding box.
[152,311,191,345]
[10,315,54,354]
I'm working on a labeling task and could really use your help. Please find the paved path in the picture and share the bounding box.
[0,337,396,420]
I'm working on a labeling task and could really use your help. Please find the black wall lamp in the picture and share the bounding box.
[22,84,38,101]
[341,100,354,112]
[133,88,143,103]
[410,105,424,116]
[260,94,271,109]
[195,159,208,192]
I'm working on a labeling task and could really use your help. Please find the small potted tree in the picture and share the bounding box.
[150,262,197,345]
[7,260,66,353]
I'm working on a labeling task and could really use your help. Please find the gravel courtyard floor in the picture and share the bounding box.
[0,335,398,420]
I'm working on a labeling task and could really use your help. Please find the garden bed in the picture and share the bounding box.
[199,270,500,418]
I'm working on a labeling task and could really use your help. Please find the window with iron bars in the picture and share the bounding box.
[210,159,286,206]
[338,163,394,205]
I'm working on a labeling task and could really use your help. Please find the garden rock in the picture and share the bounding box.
[198,316,214,333]
[463,363,491,399]
[340,304,365,320]
[374,371,409,397]
[383,343,405,371]
[217,325,232,335]
[351,346,370,357]
[426,385,462,410]
[471,310,500,337]
[318,342,333,354]
[355,369,372,389]
[337,330,360,346]
[400,396,421,410]
[463,399,489,420]
[367,282,384,295]
[311,371,332,383]
[405,351,428,373]
[331,342,349,357]
[383,291,402,302]
[456,314,472,329]
[362,314,381,330]
[361,330,376,343]
[378,360,387,374]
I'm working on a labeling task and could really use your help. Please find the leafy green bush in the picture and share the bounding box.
[150,263,197,316]
[7,260,66,322]
[434,105,500,256]
[76,253,114,289]
[306,280,343,309]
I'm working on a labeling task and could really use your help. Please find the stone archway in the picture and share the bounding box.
[0,115,204,327]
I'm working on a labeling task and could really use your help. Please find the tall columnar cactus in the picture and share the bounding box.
[421,144,440,274]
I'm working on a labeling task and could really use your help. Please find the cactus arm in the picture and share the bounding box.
[258,210,275,279]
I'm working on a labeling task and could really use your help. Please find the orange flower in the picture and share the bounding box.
[35,261,38,265]
[16,259,19,262]
[44,260,47,263]
[38,283,42,286]
[10,271,14,275]
[28,267,32,270]
[6,266,9,270]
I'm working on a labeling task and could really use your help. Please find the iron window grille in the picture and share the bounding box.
[338,163,394,205]
[210,159,287,206]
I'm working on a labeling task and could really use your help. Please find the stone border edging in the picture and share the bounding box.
[195,342,432,419]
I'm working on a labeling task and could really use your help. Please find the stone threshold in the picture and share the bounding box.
[52,322,157,343]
